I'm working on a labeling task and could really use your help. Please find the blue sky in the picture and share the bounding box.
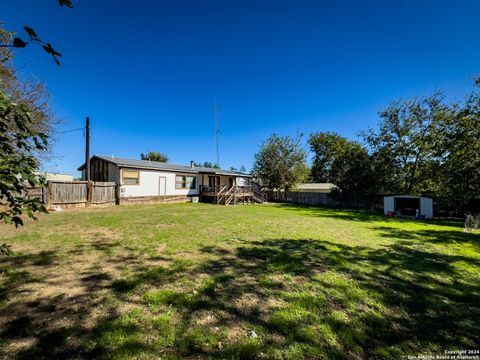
[3,0,480,176]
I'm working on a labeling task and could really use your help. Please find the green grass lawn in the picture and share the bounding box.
[1,203,479,359]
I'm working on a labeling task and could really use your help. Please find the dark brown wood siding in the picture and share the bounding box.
[90,158,109,182]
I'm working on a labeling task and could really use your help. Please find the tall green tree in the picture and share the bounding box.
[331,145,376,206]
[193,161,219,169]
[309,132,355,183]
[438,85,480,212]
[0,26,55,229]
[0,92,47,227]
[228,165,248,173]
[0,27,55,139]
[363,93,448,195]
[309,132,375,206]
[140,151,169,163]
[253,133,309,191]
[0,2,73,238]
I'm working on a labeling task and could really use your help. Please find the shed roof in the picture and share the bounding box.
[383,195,432,199]
[78,155,251,177]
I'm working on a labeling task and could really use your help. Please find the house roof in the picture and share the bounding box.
[296,183,337,191]
[77,155,251,177]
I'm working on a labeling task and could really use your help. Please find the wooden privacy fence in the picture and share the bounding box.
[49,181,88,207]
[25,186,46,202]
[91,182,116,206]
[27,181,117,208]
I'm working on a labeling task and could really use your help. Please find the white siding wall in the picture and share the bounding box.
[420,197,433,219]
[120,169,199,197]
[236,177,249,186]
[383,196,394,215]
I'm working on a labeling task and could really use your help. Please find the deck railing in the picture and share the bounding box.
[201,185,253,195]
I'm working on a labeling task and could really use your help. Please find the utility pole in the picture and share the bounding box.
[85,116,90,181]
[213,102,220,168]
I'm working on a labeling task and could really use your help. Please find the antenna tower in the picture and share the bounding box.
[213,101,220,167]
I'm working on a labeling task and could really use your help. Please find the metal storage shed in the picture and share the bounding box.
[383,195,433,219]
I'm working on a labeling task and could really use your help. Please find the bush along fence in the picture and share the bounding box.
[27,181,116,209]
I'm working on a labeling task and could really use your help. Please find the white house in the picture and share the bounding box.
[383,195,433,219]
[78,155,257,205]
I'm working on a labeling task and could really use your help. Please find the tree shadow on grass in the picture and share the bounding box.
[373,226,480,251]
[104,238,479,358]
[0,251,58,304]
[196,239,480,358]
[1,237,479,359]
[0,246,120,359]
[275,203,385,222]
[276,203,466,229]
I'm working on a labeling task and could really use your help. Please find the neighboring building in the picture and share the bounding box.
[296,183,337,193]
[383,195,433,219]
[35,172,74,182]
[77,155,261,205]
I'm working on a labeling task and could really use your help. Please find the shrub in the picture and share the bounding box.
[464,214,480,232]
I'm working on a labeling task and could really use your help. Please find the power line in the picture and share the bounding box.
[56,127,84,134]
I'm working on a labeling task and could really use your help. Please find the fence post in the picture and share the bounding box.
[46,181,52,209]
[42,185,47,206]
[115,183,120,205]
[87,181,93,207]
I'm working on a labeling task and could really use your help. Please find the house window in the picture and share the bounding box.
[175,175,196,189]
[122,170,139,185]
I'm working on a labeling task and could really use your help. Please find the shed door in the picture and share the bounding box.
[384,197,394,215]
[420,197,433,218]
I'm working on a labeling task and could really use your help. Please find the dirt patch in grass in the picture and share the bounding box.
[193,310,218,327]
[156,243,167,253]
[82,226,122,240]
[0,240,138,358]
